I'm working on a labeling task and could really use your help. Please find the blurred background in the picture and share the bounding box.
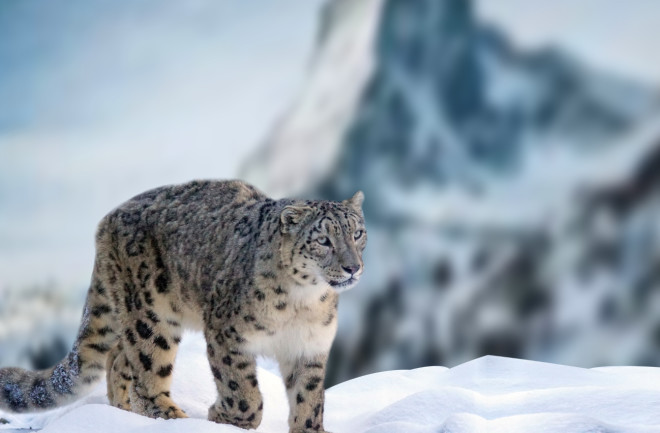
[2,0,660,387]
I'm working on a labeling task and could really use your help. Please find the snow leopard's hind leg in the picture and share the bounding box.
[106,341,132,410]
[107,214,187,420]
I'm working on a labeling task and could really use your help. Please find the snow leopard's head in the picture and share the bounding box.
[280,191,366,293]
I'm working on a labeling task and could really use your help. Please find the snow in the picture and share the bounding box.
[2,333,660,432]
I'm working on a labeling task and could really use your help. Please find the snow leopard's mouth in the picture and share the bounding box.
[329,276,357,291]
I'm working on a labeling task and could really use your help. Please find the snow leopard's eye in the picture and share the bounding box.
[354,229,364,240]
[317,236,332,247]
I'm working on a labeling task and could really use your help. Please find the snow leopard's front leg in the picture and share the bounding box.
[280,354,330,433]
[204,326,264,430]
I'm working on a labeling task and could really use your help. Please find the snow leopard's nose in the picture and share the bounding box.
[342,264,361,276]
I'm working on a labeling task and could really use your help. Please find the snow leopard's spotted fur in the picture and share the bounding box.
[0,180,366,433]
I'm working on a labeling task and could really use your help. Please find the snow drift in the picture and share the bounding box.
[2,332,660,433]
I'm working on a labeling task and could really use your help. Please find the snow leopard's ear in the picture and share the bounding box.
[343,191,364,214]
[280,205,314,234]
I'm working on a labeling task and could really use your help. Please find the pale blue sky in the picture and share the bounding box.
[0,1,324,131]
[0,0,324,288]
[477,0,660,86]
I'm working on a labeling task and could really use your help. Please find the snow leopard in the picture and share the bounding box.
[0,180,367,433]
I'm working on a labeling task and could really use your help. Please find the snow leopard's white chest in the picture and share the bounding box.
[244,291,338,362]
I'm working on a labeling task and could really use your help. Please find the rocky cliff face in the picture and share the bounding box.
[243,0,660,385]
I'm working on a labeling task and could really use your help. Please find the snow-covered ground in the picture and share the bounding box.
[2,332,660,433]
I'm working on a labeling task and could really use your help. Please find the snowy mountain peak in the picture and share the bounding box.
[242,0,660,386]
[244,0,657,204]
[241,0,382,199]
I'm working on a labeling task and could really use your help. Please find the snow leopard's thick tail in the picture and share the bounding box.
[0,266,118,413]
